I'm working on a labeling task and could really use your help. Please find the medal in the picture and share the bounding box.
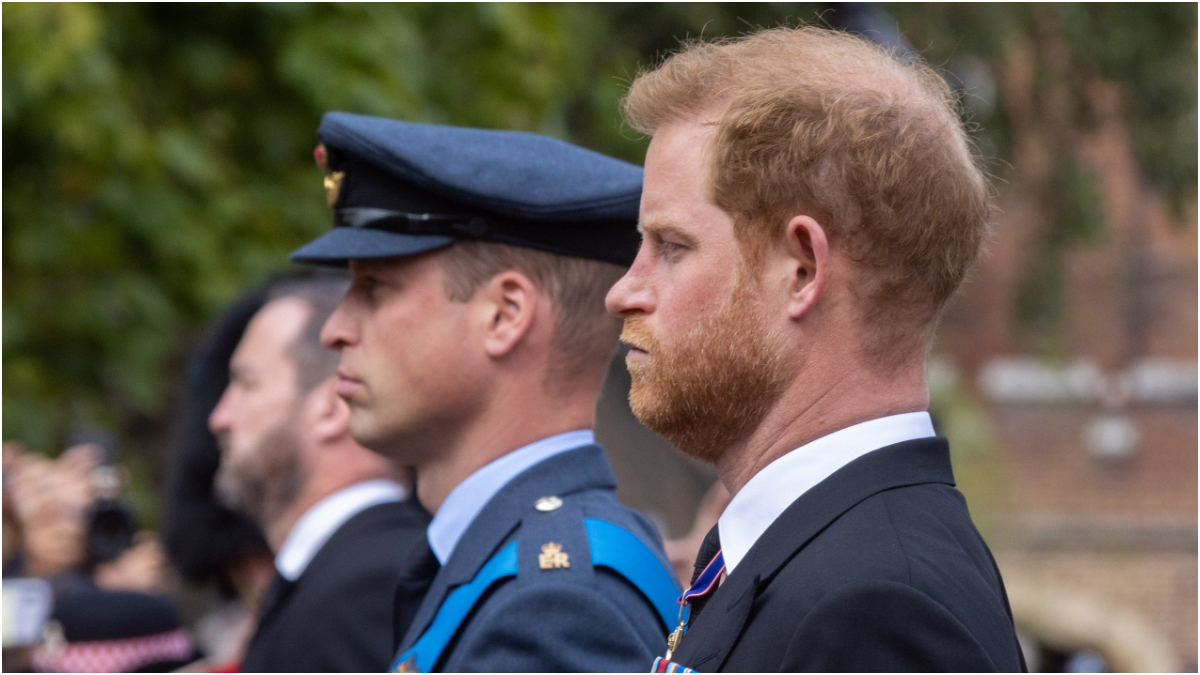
[662,550,725,661]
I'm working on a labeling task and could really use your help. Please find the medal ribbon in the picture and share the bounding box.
[662,549,725,662]
[680,550,725,606]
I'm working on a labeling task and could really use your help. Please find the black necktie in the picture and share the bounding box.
[393,541,442,650]
[688,524,722,622]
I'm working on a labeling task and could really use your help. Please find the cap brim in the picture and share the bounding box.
[289,228,456,266]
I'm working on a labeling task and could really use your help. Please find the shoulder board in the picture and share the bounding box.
[392,518,680,672]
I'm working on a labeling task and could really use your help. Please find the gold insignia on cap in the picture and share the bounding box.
[535,496,563,512]
[324,171,345,208]
[538,542,570,570]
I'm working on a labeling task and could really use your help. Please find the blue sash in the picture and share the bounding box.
[391,518,679,672]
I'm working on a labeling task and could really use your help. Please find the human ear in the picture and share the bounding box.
[783,215,829,319]
[308,378,350,444]
[480,271,538,358]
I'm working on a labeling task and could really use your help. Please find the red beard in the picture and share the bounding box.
[621,272,790,463]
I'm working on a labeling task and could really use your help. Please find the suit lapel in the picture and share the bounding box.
[676,437,956,670]
[254,571,295,634]
[678,570,761,671]
[401,445,617,649]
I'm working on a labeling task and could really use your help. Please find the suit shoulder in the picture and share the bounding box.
[781,482,987,585]
[301,501,430,589]
[748,484,995,617]
[781,579,1003,672]
[748,485,1021,672]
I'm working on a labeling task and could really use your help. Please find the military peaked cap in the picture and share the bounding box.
[290,112,643,266]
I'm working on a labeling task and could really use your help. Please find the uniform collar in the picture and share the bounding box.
[276,479,407,580]
[427,430,594,564]
[718,412,934,575]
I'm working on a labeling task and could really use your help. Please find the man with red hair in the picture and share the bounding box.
[608,26,1025,672]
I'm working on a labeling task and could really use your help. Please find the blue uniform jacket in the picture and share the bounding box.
[396,444,673,672]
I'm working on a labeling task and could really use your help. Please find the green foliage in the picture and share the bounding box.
[1,3,819,457]
[1055,3,1198,216]
[1012,160,1108,354]
[894,3,1196,349]
[3,4,1195,480]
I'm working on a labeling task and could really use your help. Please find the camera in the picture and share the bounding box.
[85,499,138,567]
[70,431,139,568]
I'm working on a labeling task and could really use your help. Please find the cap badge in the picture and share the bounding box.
[323,171,344,208]
[535,496,563,512]
[314,143,344,207]
[538,542,570,570]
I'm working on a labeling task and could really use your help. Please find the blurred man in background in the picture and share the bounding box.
[163,283,276,671]
[208,274,432,672]
[608,26,1025,671]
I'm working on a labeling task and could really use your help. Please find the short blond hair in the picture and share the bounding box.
[623,26,990,367]
[440,241,624,393]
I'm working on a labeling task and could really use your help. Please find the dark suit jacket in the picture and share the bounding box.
[242,496,432,673]
[397,445,673,672]
[672,438,1026,672]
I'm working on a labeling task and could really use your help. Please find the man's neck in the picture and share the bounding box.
[414,387,597,514]
[715,363,929,497]
[266,500,308,553]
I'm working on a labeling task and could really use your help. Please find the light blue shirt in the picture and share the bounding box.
[718,412,936,575]
[427,430,595,564]
[275,479,407,581]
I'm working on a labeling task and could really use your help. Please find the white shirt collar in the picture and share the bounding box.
[717,412,935,576]
[427,430,594,564]
[275,479,407,581]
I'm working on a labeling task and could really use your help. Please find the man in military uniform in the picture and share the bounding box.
[606,27,1026,672]
[290,113,680,672]
[208,275,432,672]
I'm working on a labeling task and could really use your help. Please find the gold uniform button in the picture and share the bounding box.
[535,496,563,512]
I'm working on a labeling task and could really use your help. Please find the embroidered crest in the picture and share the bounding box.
[538,542,570,570]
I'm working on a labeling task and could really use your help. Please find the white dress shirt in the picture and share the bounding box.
[427,430,594,564]
[275,479,407,581]
[717,412,935,576]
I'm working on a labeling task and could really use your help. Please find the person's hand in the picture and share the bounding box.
[21,502,88,577]
[7,444,102,577]
[3,441,27,565]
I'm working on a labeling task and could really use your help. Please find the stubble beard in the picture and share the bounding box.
[215,414,308,530]
[622,272,791,464]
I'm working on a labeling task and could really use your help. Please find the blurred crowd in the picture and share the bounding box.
[2,281,275,673]
[2,441,189,671]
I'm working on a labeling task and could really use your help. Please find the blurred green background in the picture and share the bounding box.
[3,2,1196,516]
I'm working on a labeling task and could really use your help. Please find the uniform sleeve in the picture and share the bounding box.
[781,580,1001,672]
[446,571,666,673]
